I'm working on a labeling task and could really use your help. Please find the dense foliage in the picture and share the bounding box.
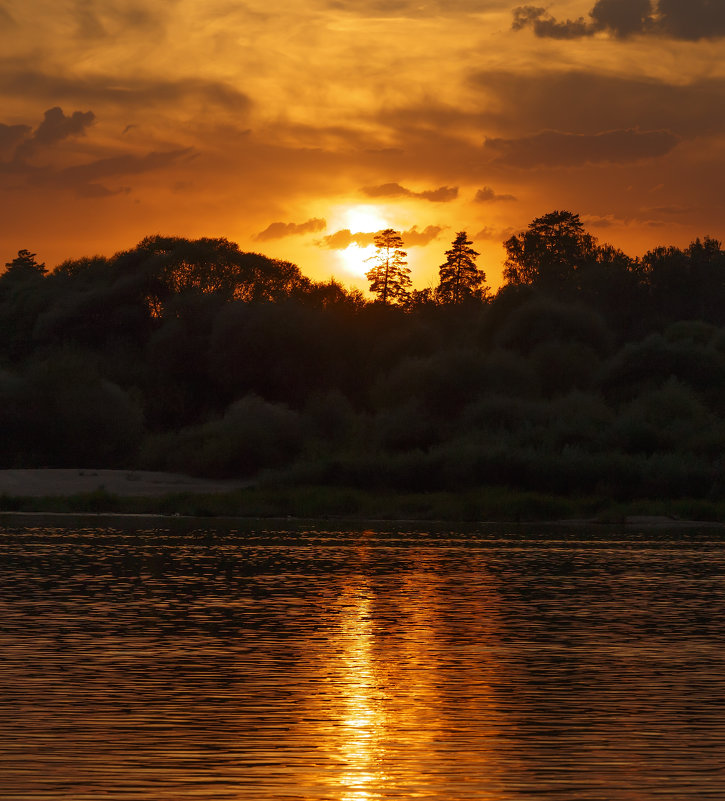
[4,215,725,503]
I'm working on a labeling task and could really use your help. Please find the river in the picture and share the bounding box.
[1,523,723,800]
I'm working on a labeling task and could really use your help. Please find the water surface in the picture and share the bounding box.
[1,525,723,800]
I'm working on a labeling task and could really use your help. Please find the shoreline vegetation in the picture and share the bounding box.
[1,469,725,527]
[5,212,725,518]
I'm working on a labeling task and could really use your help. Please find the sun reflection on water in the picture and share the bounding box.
[337,587,390,800]
[302,542,509,800]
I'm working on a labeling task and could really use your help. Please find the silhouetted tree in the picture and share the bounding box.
[577,244,641,339]
[2,249,47,281]
[436,231,487,304]
[503,211,596,291]
[407,287,436,310]
[365,229,411,306]
[113,236,312,315]
[0,250,53,361]
[640,237,725,325]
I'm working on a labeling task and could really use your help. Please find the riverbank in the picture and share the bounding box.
[1,469,724,526]
[0,469,248,497]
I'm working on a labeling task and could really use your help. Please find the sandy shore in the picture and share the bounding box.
[0,469,247,497]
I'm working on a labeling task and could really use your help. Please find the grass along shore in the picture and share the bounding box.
[1,482,725,525]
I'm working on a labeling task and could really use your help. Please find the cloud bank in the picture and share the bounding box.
[513,0,725,40]
[484,129,680,168]
[0,107,194,197]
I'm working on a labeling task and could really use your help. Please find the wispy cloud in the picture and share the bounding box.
[475,186,517,202]
[317,224,443,249]
[254,218,327,241]
[484,129,680,168]
[362,182,458,202]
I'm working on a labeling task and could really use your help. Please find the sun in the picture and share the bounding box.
[344,205,387,233]
[336,205,388,277]
[338,242,376,277]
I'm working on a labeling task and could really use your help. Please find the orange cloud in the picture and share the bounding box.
[362,182,458,202]
[254,218,327,241]
[484,129,680,168]
[318,225,443,250]
[475,186,517,203]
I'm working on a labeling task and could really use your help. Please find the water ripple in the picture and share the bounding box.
[0,526,723,799]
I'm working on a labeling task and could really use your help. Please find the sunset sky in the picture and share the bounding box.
[1,0,724,290]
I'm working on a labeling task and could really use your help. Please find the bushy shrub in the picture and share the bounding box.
[495,298,612,356]
[141,394,302,477]
[544,392,613,451]
[664,320,720,347]
[459,393,544,434]
[638,451,715,498]
[598,334,725,399]
[208,300,345,406]
[0,352,143,467]
[610,378,718,455]
[375,399,441,451]
[371,348,490,416]
[528,340,600,396]
[301,391,360,447]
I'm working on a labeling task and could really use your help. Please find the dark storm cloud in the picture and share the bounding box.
[318,224,443,249]
[468,70,725,139]
[475,186,517,202]
[513,0,725,40]
[361,182,458,201]
[484,129,679,167]
[0,65,252,112]
[254,218,327,241]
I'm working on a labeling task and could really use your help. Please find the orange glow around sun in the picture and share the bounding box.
[336,205,389,277]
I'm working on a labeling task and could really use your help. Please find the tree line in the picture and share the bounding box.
[3,212,725,504]
[364,228,488,307]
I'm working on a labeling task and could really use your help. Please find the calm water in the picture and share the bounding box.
[1,524,724,800]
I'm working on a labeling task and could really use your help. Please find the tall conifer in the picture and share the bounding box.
[437,231,486,303]
[365,229,411,306]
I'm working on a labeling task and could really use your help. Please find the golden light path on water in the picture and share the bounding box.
[321,541,508,800]
[338,586,387,800]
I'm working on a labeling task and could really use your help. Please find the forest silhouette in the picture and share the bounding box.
[3,211,725,504]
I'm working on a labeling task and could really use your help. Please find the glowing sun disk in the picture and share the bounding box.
[344,204,387,232]
[338,242,375,277]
